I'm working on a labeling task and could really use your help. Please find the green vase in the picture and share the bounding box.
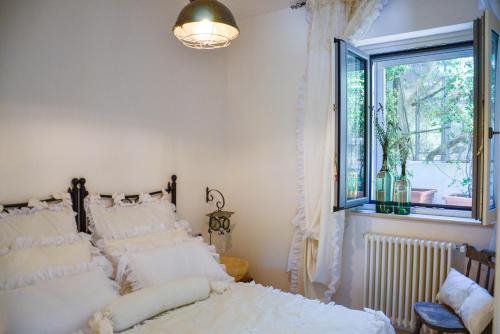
[375,158,394,213]
[393,163,411,215]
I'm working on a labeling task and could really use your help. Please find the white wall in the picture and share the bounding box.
[365,0,481,38]
[224,0,494,308]
[0,0,228,232]
[223,9,308,291]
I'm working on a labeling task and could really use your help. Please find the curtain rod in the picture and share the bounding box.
[291,1,306,9]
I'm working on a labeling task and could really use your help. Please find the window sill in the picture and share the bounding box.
[347,207,486,227]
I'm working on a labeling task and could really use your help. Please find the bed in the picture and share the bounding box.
[0,176,394,334]
[123,282,393,334]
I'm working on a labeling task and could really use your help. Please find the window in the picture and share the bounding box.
[474,11,500,222]
[372,45,474,209]
[334,10,499,224]
[336,41,370,209]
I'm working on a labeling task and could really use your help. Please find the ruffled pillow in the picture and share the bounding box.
[0,198,77,248]
[97,228,189,259]
[116,239,233,291]
[0,268,118,334]
[0,238,96,290]
[85,194,177,240]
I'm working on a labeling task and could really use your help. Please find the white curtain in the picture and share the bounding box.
[287,0,389,301]
[479,0,500,19]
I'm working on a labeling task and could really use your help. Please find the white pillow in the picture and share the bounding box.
[0,240,93,289]
[98,229,190,286]
[86,196,176,240]
[98,228,189,256]
[0,269,118,334]
[0,206,77,247]
[92,277,210,332]
[437,268,476,312]
[121,240,233,291]
[459,285,494,334]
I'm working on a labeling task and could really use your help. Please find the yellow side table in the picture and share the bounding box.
[220,256,252,282]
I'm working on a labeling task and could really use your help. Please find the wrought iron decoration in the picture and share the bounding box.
[290,1,306,9]
[206,187,234,243]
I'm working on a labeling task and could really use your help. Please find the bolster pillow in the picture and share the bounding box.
[90,276,210,332]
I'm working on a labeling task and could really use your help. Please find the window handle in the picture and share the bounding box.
[489,127,500,139]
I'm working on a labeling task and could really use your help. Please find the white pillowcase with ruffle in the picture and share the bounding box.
[98,228,189,256]
[97,229,191,287]
[117,239,233,291]
[86,195,177,240]
[90,277,211,333]
[0,205,77,248]
[0,238,95,290]
[0,268,119,334]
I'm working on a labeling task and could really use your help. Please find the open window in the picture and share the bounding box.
[334,39,370,210]
[334,11,499,224]
[473,11,500,224]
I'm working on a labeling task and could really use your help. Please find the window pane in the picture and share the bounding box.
[374,48,474,208]
[346,52,366,200]
[489,31,498,209]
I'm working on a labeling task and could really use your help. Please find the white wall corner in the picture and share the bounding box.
[355,22,473,55]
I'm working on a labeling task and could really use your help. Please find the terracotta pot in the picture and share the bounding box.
[443,194,472,207]
[411,188,437,204]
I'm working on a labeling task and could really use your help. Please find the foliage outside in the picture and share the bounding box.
[345,52,474,201]
[384,56,474,197]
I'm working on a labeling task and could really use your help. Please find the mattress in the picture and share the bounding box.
[123,282,395,334]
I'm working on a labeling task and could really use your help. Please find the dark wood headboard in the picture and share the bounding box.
[0,175,178,234]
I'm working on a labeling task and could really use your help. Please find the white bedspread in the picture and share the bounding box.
[123,283,395,334]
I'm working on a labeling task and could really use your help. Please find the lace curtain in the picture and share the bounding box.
[287,0,389,301]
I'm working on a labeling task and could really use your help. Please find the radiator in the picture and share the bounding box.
[363,233,455,331]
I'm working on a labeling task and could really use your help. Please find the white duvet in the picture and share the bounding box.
[123,283,395,334]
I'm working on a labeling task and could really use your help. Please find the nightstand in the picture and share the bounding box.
[220,256,253,283]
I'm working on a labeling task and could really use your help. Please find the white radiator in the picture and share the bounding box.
[363,233,455,331]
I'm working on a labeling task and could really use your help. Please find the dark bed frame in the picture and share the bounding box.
[1,175,177,234]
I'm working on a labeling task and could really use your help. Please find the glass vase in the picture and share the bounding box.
[375,159,394,213]
[393,164,411,215]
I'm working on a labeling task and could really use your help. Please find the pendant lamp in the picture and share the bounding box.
[173,0,239,49]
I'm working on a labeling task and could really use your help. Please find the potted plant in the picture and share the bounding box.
[374,105,398,213]
[444,176,473,207]
[411,188,438,204]
[442,145,473,207]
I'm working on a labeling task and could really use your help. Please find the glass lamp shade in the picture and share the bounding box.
[173,0,239,49]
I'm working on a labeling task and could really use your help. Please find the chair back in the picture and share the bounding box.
[465,245,496,295]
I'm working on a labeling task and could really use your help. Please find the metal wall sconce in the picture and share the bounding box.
[206,187,234,245]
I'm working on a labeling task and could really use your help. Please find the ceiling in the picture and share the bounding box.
[222,0,292,19]
[173,0,293,19]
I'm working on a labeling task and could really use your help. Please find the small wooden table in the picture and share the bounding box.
[220,256,253,283]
